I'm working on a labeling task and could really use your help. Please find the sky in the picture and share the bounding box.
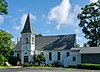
[0,0,98,46]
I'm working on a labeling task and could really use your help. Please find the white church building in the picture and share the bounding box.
[14,14,100,67]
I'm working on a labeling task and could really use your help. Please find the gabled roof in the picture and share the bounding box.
[80,47,100,54]
[21,14,33,34]
[35,34,76,50]
[71,48,81,51]
[14,38,21,52]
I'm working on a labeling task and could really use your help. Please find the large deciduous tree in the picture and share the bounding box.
[33,53,46,65]
[0,0,8,15]
[77,0,100,47]
[0,30,15,59]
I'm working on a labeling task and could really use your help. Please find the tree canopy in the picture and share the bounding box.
[77,0,100,47]
[33,53,45,65]
[0,0,8,15]
[35,33,42,37]
[75,44,80,48]
[0,30,15,59]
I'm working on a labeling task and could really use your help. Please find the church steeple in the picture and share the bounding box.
[21,14,33,34]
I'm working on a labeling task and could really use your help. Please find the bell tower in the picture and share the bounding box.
[20,14,35,64]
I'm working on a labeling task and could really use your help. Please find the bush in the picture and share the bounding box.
[8,57,20,66]
[23,63,37,67]
[68,65,77,68]
[33,53,46,65]
[44,64,52,67]
[0,54,7,65]
[52,61,63,67]
[77,63,100,70]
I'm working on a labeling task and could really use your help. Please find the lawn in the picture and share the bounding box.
[0,66,9,68]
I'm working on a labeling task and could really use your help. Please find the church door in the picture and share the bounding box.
[24,56,28,63]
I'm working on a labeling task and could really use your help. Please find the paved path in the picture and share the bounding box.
[0,67,100,72]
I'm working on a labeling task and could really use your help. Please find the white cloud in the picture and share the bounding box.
[55,24,61,30]
[13,13,36,30]
[68,4,81,25]
[46,30,50,33]
[76,36,87,47]
[10,18,19,23]
[89,0,98,3]
[76,36,82,41]
[0,15,4,25]
[47,0,81,30]
[75,29,80,34]
[13,26,21,30]
[48,0,71,24]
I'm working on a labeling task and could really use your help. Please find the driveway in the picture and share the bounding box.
[0,67,100,72]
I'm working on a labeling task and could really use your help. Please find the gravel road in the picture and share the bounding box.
[0,68,100,72]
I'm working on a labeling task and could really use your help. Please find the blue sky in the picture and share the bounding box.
[0,0,98,46]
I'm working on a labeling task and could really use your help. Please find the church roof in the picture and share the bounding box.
[14,38,21,52]
[35,34,76,50]
[21,14,33,33]
[14,34,76,52]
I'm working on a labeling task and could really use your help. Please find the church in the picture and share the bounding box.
[13,14,100,67]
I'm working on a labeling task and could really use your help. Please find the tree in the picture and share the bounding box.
[33,53,46,65]
[77,0,100,47]
[0,30,15,59]
[83,43,88,47]
[0,54,7,65]
[75,44,80,48]
[0,0,8,15]
[35,33,42,37]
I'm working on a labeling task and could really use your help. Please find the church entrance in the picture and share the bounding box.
[24,56,28,63]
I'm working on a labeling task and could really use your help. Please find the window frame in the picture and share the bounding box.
[58,52,60,60]
[17,53,19,58]
[49,52,52,61]
[66,52,69,57]
[72,57,76,61]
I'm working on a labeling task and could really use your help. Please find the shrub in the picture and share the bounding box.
[8,57,20,66]
[52,61,63,67]
[0,54,7,65]
[23,63,36,67]
[68,65,77,68]
[33,53,46,65]
[77,63,100,70]
[44,64,52,67]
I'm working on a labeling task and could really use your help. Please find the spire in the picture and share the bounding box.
[21,14,33,34]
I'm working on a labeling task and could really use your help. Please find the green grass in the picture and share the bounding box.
[0,66,9,68]
[77,63,100,70]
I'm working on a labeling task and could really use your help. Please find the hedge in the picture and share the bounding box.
[23,63,38,67]
[0,54,7,65]
[77,63,100,70]
[8,57,20,66]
